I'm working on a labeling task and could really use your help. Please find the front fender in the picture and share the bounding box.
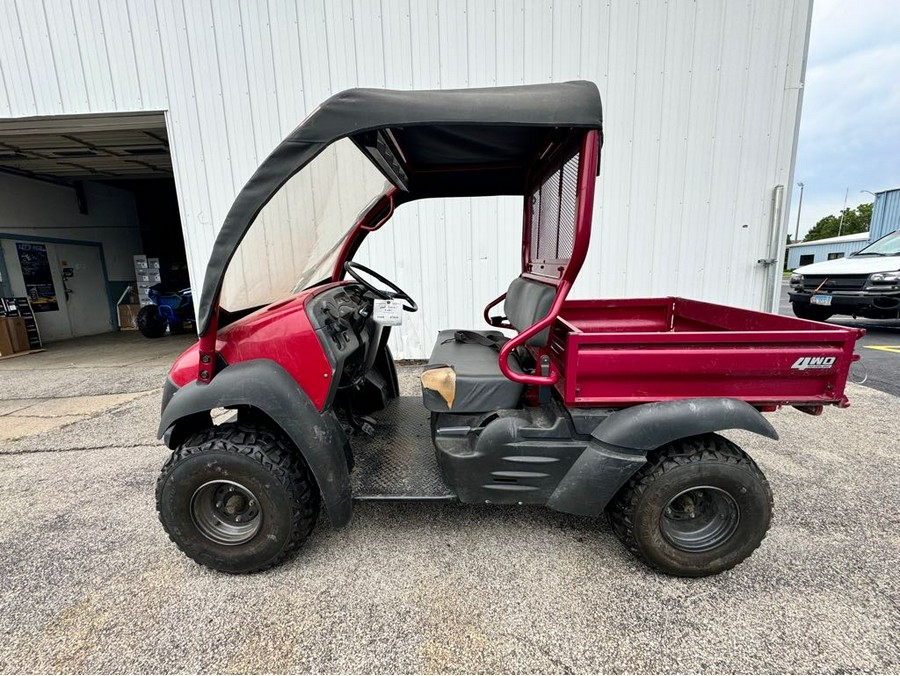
[158,359,352,528]
[592,397,779,451]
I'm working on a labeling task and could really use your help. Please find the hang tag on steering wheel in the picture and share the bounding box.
[372,298,403,326]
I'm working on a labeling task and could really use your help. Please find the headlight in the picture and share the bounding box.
[868,271,900,284]
[790,273,804,287]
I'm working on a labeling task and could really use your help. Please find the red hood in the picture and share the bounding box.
[168,284,344,410]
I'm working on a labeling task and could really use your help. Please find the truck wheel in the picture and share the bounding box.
[607,434,773,577]
[136,305,168,338]
[792,303,833,322]
[156,422,320,573]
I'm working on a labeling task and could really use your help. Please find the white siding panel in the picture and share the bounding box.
[69,0,118,110]
[154,0,215,285]
[42,0,91,111]
[0,1,38,116]
[240,1,284,159]
[182,0,233,247]
[495,0,524,84]
[645,0,694,303]
[267,0,308,131]
[98,0,143,110]
[209,0,258,190]
[16,0,63,113]
[0,0,812,357]
[125,0,167,108]
[296,0,332,106]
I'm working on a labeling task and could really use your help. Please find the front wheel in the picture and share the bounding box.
[136,304,168,338]
[792,303,833,322]
[607,434,773,577]
[156,423,320,573]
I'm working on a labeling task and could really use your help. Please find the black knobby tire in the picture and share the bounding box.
[607,434,773,577]
[136,304,168,338]
[792,303,833,322]
[156,423,320,573]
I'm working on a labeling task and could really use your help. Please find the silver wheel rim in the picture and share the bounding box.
[660,485,740,553]
[190,480,262,546]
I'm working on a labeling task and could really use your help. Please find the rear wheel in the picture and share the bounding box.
[136,304,168,338]
[156,423,320,573]
[792,303,833,322]
[607,434,773,577]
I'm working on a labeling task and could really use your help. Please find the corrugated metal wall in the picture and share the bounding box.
[870,188,900,242]
[0,0,812,358]
[786,236,870,269]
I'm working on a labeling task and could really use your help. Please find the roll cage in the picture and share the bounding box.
[197,82,604,384]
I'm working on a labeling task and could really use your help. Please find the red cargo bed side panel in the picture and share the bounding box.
[551,297,862,408]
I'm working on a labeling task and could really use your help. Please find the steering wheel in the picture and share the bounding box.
[343,261,418,312]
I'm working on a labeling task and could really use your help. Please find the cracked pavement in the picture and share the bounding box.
[0,333,898,673]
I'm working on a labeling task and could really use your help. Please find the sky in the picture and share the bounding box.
[788,0,900,240]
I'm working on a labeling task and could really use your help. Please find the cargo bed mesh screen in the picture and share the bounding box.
[529,150,580,275]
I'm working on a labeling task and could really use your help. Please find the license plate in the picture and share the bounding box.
[810,294,833,306]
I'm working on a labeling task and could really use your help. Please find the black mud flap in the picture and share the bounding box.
[546,398,778,518]
[546,441,647,517]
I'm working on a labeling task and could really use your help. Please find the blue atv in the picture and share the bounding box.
[136,285,195,338]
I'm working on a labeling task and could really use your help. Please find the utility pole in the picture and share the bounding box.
[838,186,849,237]
[794,182,804,241]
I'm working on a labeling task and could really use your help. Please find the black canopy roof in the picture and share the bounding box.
[198,80,603,334]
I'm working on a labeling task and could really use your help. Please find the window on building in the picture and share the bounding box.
[799,254,815,266]
[827,252,845,260]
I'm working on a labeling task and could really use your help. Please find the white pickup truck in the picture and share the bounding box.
[789,229,900,321]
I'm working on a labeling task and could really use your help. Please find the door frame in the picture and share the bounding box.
[0,232,115,332]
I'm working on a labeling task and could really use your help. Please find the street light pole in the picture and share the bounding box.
[794,181,804,241]
[838,186,849,237]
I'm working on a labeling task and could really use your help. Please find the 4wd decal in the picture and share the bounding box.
[791,356,836,371]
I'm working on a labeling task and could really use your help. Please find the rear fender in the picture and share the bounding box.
[158,359,352,528]
[592,397,779,451]
[546,398,777,518]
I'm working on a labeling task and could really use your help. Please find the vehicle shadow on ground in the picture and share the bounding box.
[297,498,631,567]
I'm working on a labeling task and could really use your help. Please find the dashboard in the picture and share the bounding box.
[305,283,381,396]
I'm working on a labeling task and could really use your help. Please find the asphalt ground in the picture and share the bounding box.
[779,280,900,397]
[0,333,898,673]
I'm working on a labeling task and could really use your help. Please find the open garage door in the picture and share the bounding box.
[0,112,188,343]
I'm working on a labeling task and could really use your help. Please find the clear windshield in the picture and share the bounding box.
[220,138,389,313]
[855,230,900,256]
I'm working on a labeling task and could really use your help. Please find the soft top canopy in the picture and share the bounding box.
[198,80,603,334]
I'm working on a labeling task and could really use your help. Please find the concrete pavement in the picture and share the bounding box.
[0,333,897,673]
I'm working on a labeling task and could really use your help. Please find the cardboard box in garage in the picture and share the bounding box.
[118,303,140,330]
[7,317,28,353]
[0,317,27,356]
[0,298,41,351]
[0,321,13,357]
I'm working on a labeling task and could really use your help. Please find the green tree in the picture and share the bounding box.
[804,202,872,242]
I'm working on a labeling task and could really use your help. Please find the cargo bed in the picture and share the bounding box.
[550,297,864,409]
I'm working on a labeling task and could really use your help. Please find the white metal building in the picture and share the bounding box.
[869,187,900,242]
[0,0,812,357]
[785,232,871,269]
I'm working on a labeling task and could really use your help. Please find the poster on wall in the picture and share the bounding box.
[15,242,59,312]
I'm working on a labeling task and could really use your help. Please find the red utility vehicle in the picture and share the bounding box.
[156,82,863,577]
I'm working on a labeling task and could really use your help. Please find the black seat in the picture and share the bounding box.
[421,277,556,413]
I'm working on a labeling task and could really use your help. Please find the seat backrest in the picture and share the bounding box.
[504,276,556,347]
